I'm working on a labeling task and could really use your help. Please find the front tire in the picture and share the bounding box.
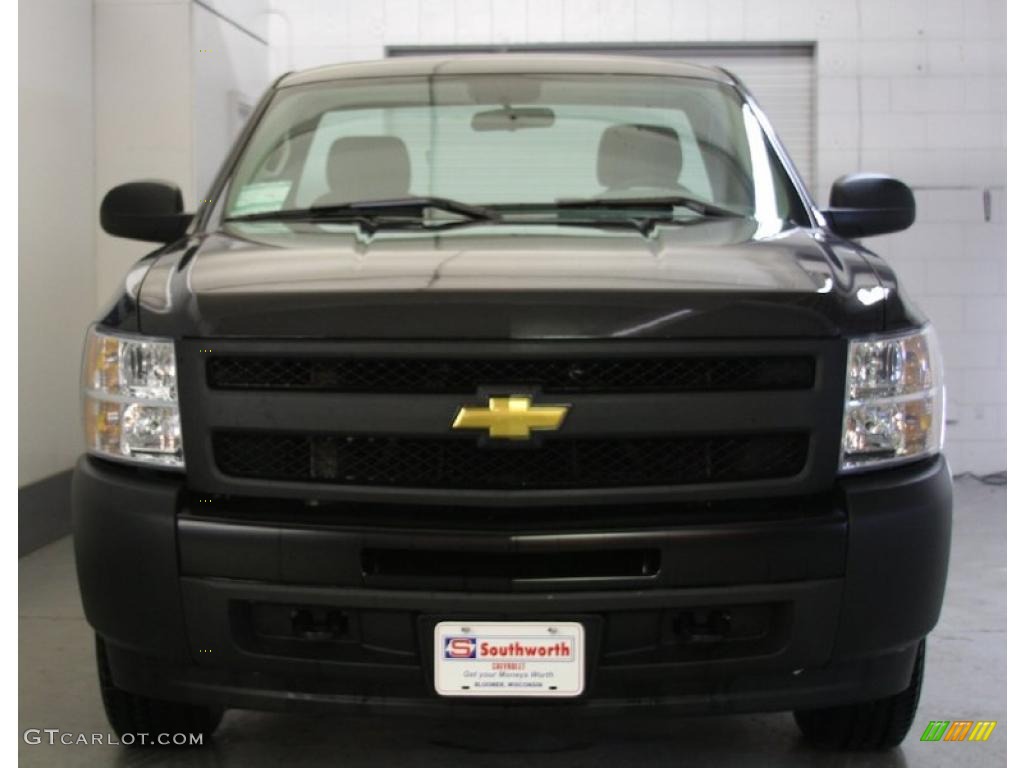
[793,641,926,751]
[95,635,222,745]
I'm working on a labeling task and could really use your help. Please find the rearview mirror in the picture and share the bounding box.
[471,106,556,132]
[823,173,915,238]
[100,181,192,243]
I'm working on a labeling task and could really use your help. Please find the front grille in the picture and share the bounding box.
[212,432,808,490]
[207,355,816,394]
[183,338,843,500]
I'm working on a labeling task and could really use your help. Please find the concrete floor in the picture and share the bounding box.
[19,477,1005,767]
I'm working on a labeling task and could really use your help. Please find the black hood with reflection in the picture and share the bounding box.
[101,217,919,339]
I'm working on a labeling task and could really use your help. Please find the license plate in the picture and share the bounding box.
[434,621,585,697]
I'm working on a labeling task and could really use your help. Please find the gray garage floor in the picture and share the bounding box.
[19,477,1005,767]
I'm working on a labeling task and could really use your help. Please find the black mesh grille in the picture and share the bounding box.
[212,432,808,490]
[207,356,815,394]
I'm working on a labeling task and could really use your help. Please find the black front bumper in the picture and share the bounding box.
[71,455,952,716]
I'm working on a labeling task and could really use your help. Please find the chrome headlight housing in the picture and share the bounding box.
[81,326,184,469]
[840,325,945,472]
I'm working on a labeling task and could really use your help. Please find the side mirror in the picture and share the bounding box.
[100,181,192,243]
[823,173,915,238]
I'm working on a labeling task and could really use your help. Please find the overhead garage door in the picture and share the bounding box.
[388,43,816,192]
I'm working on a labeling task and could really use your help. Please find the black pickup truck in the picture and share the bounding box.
[74,54,951,751]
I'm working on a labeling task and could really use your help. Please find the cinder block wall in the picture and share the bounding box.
[266,0,1006,473]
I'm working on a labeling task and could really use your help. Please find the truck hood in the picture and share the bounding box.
[132,218,885,339]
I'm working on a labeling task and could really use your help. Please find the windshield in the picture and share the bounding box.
[221,73,807,227]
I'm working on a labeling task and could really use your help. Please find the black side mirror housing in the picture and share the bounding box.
[100,181,193,243]
[823,173,915,238]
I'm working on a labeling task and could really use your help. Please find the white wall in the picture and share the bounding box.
[18,0,97,486]
[266,0,1007,473]
[193,0,271,197]
[94,0,194,309]
[95,0,269,306]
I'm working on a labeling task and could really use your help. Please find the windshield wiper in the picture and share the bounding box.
[225,196,499,224]
[549,195,747,220]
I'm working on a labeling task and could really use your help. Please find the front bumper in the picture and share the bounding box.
[72,455,952,716]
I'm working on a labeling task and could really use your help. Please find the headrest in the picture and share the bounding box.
[322,136,411,203]
[596,124,683,189]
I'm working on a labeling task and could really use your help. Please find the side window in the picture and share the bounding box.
[673,119,713,200]
[228,135,307,217]
[769,145,810,226]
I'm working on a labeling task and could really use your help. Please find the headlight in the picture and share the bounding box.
[81,326,184,469]
[841,325,944,472]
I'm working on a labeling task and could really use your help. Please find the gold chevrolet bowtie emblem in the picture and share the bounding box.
[452,395,570,440]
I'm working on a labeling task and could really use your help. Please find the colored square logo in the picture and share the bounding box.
[443,637,477,659]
